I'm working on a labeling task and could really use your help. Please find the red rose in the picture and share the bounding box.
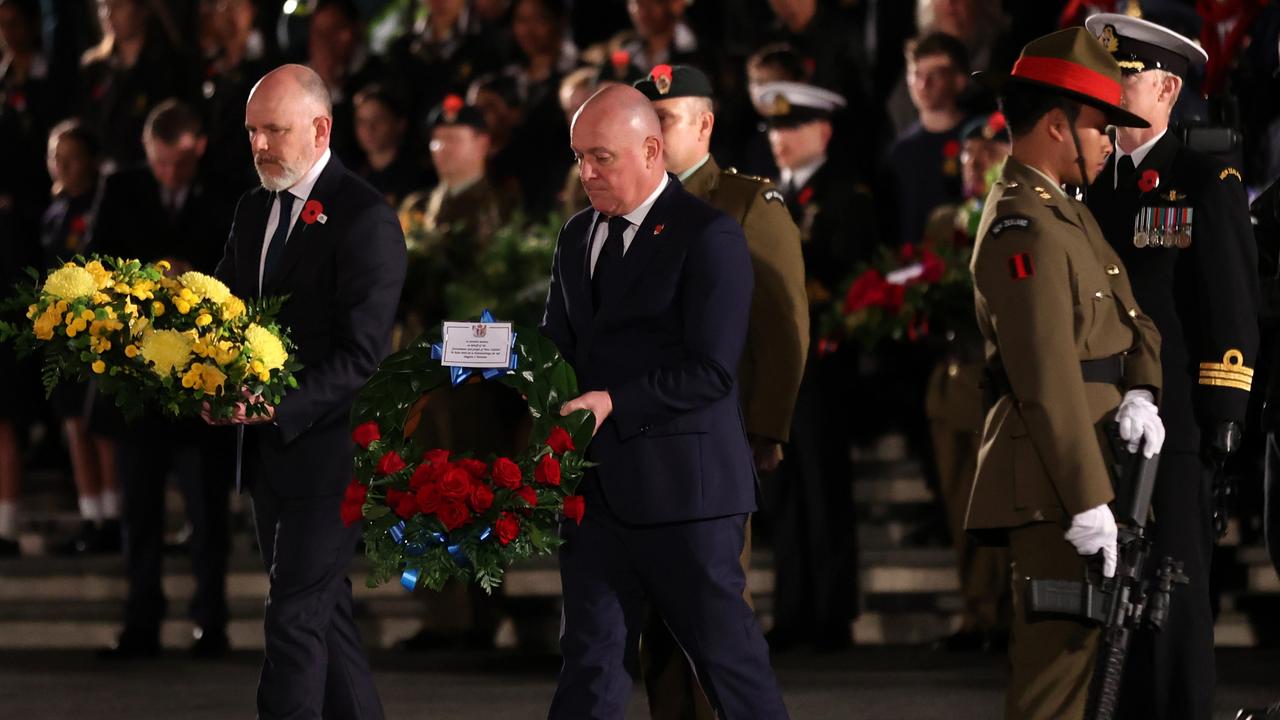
[884,283,906,312]
[563,495,585,525]
[300,199,324,225]
[438,466,472,500]
[469,483,494,513]
[843,269,889,313]
[416,482,442,514]
[340,481,367,526]
[409,463,436,490]
[375,450,407,476]
[387,488,418,519]
[495,512,520,545]
[437,501,470,531]
[422,449,450,465]
[490,457,523,489]
[352,421,380,449]
[918,248,945,284]
[534,454,561,486]
[546,426,575,454]
[514,485,538,515]
[457,458,488,479]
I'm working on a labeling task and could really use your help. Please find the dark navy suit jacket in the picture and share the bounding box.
[541,176,757,525]
[215,155,407,498]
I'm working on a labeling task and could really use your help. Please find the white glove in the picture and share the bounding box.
[1114,389,1164,458]
[1065,503,1118,577]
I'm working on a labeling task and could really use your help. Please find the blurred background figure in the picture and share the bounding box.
[353,82,431,209]
[78,0,196,171]
[305,0,385,166]
[39,119,121,557]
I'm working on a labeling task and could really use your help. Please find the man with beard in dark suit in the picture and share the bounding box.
[541,84,788,719]
[207,64,405,720]
[1084,15,1259,720]
[91,99,237,660]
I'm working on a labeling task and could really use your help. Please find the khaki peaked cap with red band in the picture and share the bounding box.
[975,27,1150,129]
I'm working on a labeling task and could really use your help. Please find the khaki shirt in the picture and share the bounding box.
[683,157,809,443]
[967,158,1162,534]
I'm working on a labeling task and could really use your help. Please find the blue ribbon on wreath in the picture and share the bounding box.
[430,309,519,386]
[390,521,494,591]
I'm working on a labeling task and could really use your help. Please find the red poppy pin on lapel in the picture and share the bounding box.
[1138,169,1160,193]
[301,199,326,225]
[797,187,815,206]
[653,224,665,236]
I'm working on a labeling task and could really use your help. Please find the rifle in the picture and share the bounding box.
[1026,426,1189,720]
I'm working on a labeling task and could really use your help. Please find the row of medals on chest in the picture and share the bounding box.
[1132,192,1192,249]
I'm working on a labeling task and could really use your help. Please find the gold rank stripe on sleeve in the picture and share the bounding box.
[1198,349,1254,392]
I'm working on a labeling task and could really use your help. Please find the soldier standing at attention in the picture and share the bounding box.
[1083,15,1259,720]
[633,63,809,720]
[968,28,1166,719]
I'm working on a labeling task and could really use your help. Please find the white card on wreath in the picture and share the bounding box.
[440,321,513,368]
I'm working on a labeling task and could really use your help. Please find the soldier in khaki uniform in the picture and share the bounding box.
[968,29,1166,718]
[633,64,809,720]
[921,111,1014,652]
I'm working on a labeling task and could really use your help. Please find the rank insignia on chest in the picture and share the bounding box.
[1132,205,1193,249]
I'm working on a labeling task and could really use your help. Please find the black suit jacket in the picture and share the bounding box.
[90,166,235,273]
[1089,132,1259,452]
[541,177,757,524]
[216,154,407,497]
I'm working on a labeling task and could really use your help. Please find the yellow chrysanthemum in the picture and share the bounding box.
[43,266,98,300]
[32,305,62,340]
[91,360,106,374]
[195,313,213,327]
[244,324,287,372]
[151,301,165,317]
[139,329,193,376]
[181,362,226,396]
[124,344,139,358]
[220,296,245,322]
[177,272,231,304]
[173,298,192,315]
[129,316,150,338]
[84,261,113,289]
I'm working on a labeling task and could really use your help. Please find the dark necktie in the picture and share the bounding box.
[591,215,630,311]
[1115,154,1136,191]
[262,191,295,294]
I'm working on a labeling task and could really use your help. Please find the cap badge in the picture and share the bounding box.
[1100,25,1120,54]
[651,64,673,95]
[769,94,790,117]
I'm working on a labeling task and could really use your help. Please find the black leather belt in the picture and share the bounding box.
[984,354,1124,405]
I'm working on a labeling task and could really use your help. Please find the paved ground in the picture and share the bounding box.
[0,646,1275,718]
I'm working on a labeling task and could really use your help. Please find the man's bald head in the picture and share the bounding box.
[570,85,666,216]
[245,64,334,191]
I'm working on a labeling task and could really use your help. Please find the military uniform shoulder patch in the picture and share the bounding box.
[1219,167,1243,183]
[989,215,1032,236]
[1008,253,1035,280]
[762,188,785,205]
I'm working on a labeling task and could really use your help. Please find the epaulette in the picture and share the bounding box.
[722,167,771,184]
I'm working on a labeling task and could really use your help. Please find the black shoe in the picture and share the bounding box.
[394,629,462,652]
[935,628,987,652]
[95,519,122,553]
[190,628,229,659]
[98,631,160,660]
[1237,703,1280,720]
[52,520,98,555]
[0,537,19,557]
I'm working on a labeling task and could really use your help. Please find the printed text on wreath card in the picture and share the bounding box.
[440,321,514,368]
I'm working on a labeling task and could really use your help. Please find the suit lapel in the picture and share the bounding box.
[592,176,681,327]
[264,155,347,294]
[577,209,601,320]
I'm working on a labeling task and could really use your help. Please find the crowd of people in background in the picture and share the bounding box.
[1,0,1278,659]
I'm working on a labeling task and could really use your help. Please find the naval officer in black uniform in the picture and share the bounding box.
[1084,15,1260,720]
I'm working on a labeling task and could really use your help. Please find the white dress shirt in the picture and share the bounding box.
[779,155,826,195]
[259,148,332,291]
[1113,129,1167,189]
[589,173,670,277]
